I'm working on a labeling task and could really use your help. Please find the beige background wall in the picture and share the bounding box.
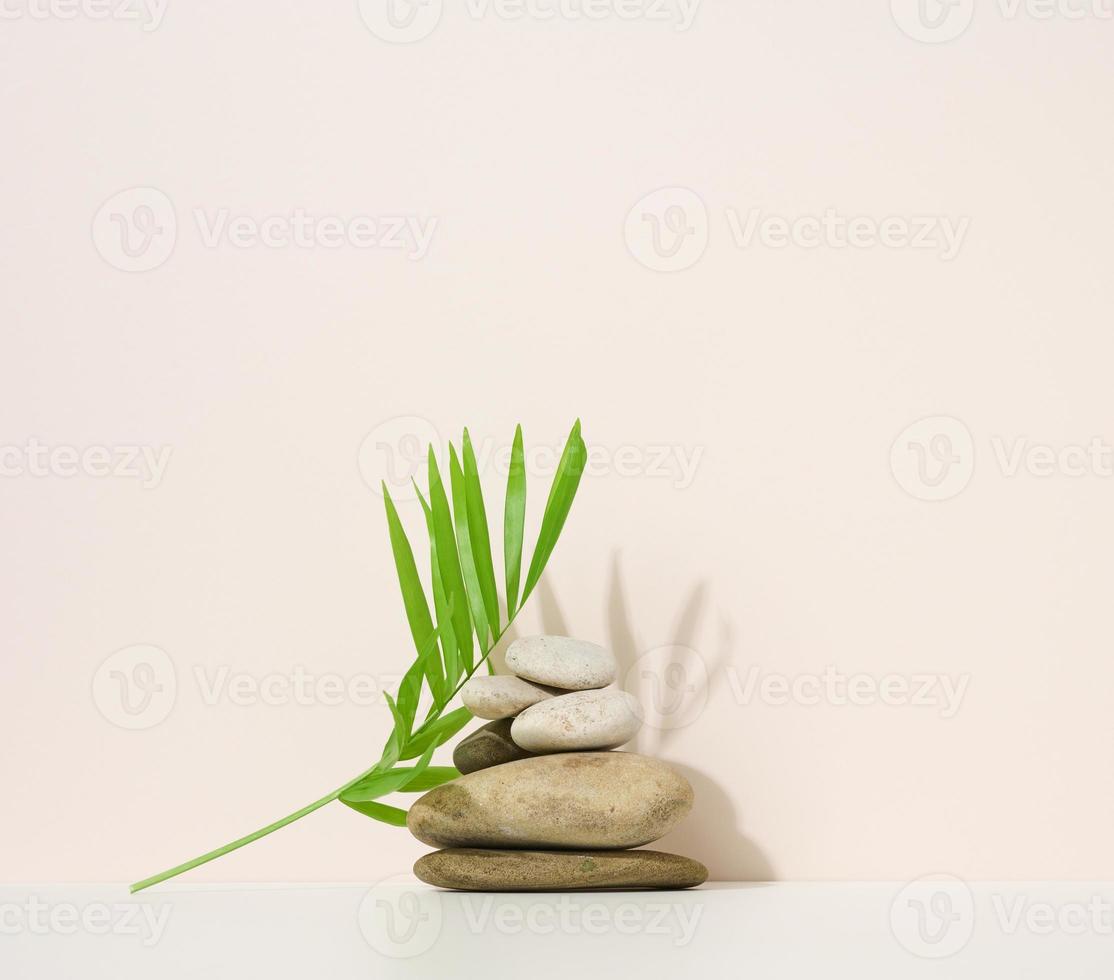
[2,1,1113,884]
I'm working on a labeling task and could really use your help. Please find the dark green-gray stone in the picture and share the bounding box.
[452,718,536,774]
[414,848,708,891]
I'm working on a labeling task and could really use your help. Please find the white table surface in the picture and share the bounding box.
[4,879,1111,978]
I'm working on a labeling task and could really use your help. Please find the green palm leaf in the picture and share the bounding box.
[397,766,460,792]
[341,743,438,802]
[401,706,472,760]
[396,622,448,736]
[130,421,589,893]
[382,486,436,670]
[449,445,492,649]
[427,449,474,674]
[416,485,460,691]
[341,800,409,826]
[503,425,526,615]
[461,429,500,639]
[520,419,587,606]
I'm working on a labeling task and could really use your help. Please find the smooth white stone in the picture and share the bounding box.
[460,675,559,720]
[511,689,642,753]
[504,636,616,691]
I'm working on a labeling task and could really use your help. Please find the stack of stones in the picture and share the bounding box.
[406,635,707,890]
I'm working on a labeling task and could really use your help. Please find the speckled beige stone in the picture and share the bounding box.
[406,752,693,850]
[511,689,642,753]
[460,675,560,720]
[505,636,616,691]
[453,719,537,775]
[414,848,708,891]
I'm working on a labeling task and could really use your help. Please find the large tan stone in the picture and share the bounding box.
[407,752,693,850]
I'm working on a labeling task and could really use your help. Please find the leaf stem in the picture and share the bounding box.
[132,627,514,894]
[129,766,378,894]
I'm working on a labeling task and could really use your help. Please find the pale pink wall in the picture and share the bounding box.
[2,1,1112,884]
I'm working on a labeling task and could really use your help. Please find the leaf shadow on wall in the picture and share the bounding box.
[606,551,776,882]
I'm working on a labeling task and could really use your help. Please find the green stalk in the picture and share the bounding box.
[130,629,508,895]
[130,774,367,894]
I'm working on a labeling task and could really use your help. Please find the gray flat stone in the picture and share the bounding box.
[414,848,708,891]
[407,752,694,850]
[453,719,537,775]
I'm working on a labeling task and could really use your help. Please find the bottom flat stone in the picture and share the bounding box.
[414,848,708,891]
